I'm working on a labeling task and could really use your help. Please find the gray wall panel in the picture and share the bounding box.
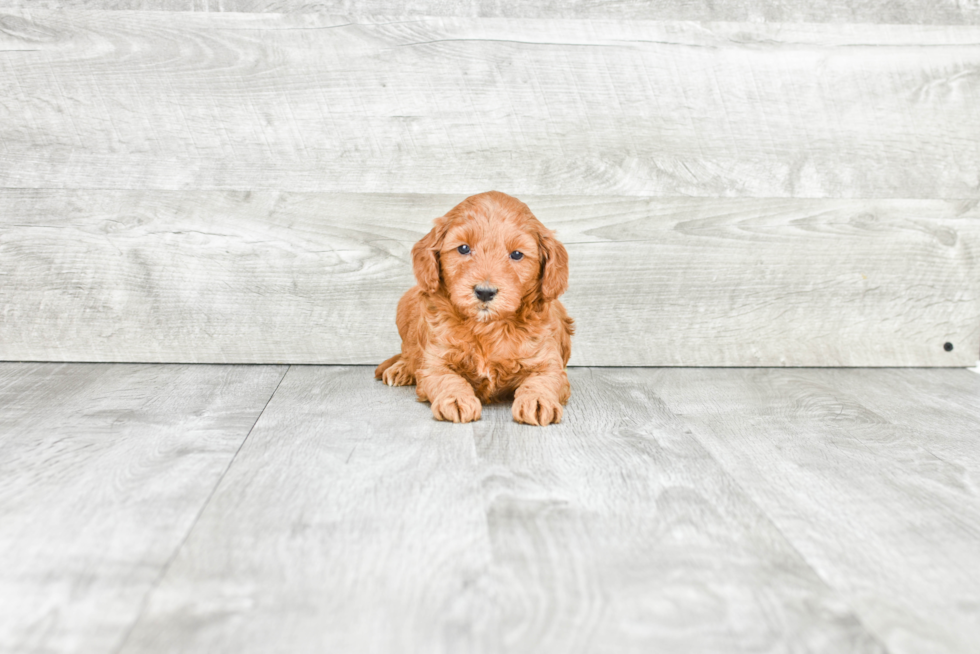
[1,13,978,198]
[6,1,980,24]
[2,190,976,365]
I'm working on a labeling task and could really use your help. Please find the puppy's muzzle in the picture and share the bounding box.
[474,285,498,303]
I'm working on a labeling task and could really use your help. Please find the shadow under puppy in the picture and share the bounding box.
[375,191,574,425]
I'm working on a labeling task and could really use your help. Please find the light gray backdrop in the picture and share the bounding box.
[1,3,978,365]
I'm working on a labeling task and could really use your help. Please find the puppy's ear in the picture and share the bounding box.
[412,224,444,293]
[538,229,569,302]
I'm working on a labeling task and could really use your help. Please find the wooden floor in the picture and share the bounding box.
[1,363,979,654]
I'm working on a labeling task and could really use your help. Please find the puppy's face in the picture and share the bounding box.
[440,213,540,321]
[412,192,568,321]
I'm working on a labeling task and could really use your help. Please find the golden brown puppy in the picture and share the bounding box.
[375,191,573,425]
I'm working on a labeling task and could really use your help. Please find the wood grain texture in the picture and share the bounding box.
[813,368,980,486]
[652,367,980,654]
[117,366,885,654]
[8,0,980,24]
[2,11,980,198]
[0,362,286,654]
[1,190,977,366]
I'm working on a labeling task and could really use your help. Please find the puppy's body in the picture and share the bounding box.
[380,287,573,403]
[375,191,573,425]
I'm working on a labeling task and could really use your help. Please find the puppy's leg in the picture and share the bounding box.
[377,287,424,386]
[375,354,400,380]
[513,370,569,426]
[417,368,481,423]
[376,355,416,386]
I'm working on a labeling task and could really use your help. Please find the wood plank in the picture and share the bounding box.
[117,366,885,653]
[113,365,499,653]
[652,368,980,654]
[1,190,977,366]
[2,12,980,198]
[11,0,980,24]
[0,362,286,654]
[812,368,980,478]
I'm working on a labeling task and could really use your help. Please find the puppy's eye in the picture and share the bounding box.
[457,244,470,255]
[509,251,524,261]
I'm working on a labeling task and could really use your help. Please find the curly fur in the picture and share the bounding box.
[375,191,574,425]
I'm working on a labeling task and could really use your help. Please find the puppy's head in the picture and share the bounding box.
[412,191,568,321]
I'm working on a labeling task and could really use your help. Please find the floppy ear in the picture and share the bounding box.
[411,224,444,293]
[538,229,569,302]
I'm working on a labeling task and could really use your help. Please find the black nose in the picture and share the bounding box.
[474,286,497,302]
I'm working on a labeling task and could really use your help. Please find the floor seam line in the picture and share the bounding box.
[110,364,291,654]
[660,407,894,653]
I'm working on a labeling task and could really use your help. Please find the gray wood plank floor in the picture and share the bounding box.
[0,363,287,654]
[2,363,979,653]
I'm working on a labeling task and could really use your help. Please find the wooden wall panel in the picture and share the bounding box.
[2,190,976,366]
[1,12,979,198]
[2,9,976,365]
[8,1,980,24]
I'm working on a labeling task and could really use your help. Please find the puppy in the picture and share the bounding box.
[375,191,574,425]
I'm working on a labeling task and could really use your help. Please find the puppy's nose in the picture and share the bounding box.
[474,285,498,303]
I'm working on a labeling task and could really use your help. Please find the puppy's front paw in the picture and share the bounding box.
[513,393,563,426]
[382,360,415,387]
[431,393,482,423]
